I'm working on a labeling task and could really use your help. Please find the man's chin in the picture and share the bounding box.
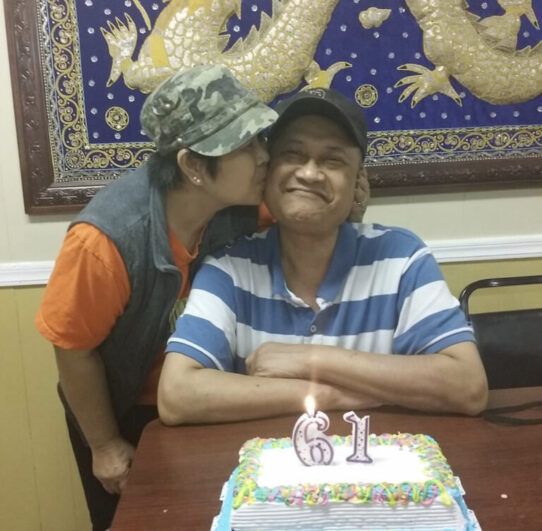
[281,208,326,226]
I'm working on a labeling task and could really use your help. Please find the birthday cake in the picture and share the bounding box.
[216,433,474,531]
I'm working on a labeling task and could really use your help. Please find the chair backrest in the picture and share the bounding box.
[459,275,542,389]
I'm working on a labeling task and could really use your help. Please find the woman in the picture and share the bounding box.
[35,64,277,531]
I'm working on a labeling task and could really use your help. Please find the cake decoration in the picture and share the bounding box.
[213,431,476,530]
[233,434,457,511]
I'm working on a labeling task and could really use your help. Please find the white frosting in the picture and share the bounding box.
[257,444,430,487]
[232,502,467,530]
[230,436,469,531]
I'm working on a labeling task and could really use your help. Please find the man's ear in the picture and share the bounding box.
[177,148,206,187]
[348,165,371,223]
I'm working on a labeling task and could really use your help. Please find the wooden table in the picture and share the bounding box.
[111,388,541,531]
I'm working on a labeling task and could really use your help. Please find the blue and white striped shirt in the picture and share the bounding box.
[167,223,475,372]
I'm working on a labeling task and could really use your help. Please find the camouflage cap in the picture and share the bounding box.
[140,65,278,156]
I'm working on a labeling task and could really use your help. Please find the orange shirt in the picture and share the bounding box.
[35,223,195,404]
[258,202,274,230]
[36,204,274,405]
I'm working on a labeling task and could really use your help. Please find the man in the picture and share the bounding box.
[158,89,488,425]
[35,65,278,530]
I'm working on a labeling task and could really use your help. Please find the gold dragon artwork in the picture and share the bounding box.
[100,0,542,107]
[397,0,542,106]
[101,0,343,102]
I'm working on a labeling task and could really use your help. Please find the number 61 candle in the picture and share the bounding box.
[292,395,334,466]
[343,411,373,463]
[292,398,372,466]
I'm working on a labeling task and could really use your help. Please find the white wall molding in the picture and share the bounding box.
[1,236,542,286]
[429,235,542,263]
[0,261,55,286]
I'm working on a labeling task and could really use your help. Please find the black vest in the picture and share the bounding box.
[72,164,258,419]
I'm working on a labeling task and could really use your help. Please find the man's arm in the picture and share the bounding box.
[157,353,380,425]
[246,341,488,416]
[55,347,134,494]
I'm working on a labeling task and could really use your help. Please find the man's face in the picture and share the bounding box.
[265,114,363,233]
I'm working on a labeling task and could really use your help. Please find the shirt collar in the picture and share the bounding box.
[268,226,288,298]
[317,222,357,302]
[269,222,358,304]
[149,173,178,273]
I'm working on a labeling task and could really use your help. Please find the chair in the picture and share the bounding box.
[459,275,542,389]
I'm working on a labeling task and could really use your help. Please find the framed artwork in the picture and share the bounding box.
[6,0,542,214]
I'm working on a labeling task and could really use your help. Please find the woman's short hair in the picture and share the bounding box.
[147,150,218,190]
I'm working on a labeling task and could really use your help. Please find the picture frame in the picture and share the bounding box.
[6,0,542,214]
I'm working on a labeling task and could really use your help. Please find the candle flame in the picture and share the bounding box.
[304,395,316,416]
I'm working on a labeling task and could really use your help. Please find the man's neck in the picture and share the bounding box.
[279,228,339,311]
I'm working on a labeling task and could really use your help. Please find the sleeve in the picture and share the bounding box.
[166,256,238,372]
[392,245,475,355]
[35,223,131,350]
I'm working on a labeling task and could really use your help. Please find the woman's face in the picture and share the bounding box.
[208,135,270,206]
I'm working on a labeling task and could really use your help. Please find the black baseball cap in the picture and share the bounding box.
[268,88,368,159]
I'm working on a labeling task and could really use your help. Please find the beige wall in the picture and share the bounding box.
[0,287,90,531]
[0,1,73,265]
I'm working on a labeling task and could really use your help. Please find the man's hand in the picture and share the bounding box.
[320,383,382,412]
[247,343,381,411]
[246,342,312,379]
[91,436,135,495]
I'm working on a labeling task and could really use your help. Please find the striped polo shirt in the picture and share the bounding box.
[166,223,475,372]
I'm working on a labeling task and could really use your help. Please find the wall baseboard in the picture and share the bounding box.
[1,236,542,286]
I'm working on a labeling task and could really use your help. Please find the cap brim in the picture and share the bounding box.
[190,103,278,157]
